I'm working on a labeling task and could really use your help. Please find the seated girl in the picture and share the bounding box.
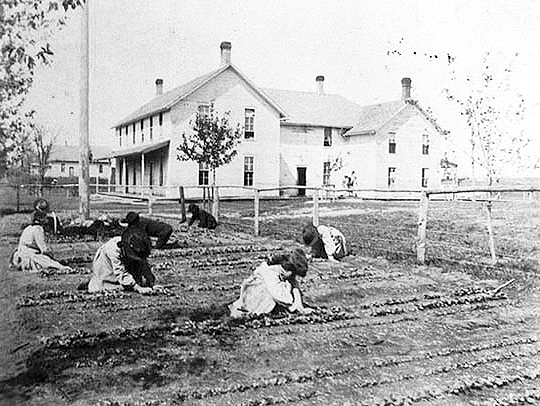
[229,249,313,318]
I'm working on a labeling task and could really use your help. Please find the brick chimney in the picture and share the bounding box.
[316,75,325,95]
[401,77,411,100]
[155,78,163,96]
[220,41,232,66]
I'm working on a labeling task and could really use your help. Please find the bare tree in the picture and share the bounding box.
[31,124,56,192]
[444,52,528,186]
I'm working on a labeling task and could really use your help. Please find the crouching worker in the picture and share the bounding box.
[123,211,178,249]
[187,204,217,229]
[80,227,155,294]
[10,212,72,273]
[302,223,348,262]
[229,248,314,318]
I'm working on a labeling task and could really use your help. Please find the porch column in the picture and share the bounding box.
[141,153,145,196]
[122,158,127,194]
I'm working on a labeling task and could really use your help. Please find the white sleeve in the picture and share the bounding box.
[318,226,337,257]
[108,240,136,287]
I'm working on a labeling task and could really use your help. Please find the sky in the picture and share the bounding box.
[25,0,540,177]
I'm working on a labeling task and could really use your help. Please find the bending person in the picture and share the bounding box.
[302,223,348,262]
[83,227,155,294]
[10,212,72,273]
[229,248,313,318]
[123,211,177,249]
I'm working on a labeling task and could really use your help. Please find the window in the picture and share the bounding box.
[244,156,254,186]
[244,108,255,139]
[388,167,396,187]
[198,104,210,117]
[141,119,144,142]
[389,132,396,154]
[422,134,429,155]
[323,127,332,147]
[149,116,153,140]
[323,162,331,186]
[421,168,429,188]
[98,164,103,174]
[61,163,65,173]
[69,166,74,177]
[159,112,163,126]
[198,162,209,185]
[132,123,136,144]
[119,128,122,147]
[133,166,137,185]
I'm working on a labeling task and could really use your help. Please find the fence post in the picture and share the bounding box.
[416,191,429,264]
[485,198,497,263]
[211,185,219,220]
[254,189,260,236]
[147,196,153,215]
[16,185,20,212]
[179,186,186,222]
[313,188,319,227]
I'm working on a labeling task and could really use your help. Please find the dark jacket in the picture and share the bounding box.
[188,204,217,229]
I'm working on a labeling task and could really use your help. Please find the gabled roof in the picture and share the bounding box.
[345,100,404,136]
[50,145,111,162]
[114,65,286,128]
[345,99,449,137]
[262,88,362,128]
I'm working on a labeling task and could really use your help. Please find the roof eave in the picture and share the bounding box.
[111,107,171,129]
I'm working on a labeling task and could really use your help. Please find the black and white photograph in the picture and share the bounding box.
[1,0,540,404]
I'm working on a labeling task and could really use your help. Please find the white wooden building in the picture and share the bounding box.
[111,42,454,198]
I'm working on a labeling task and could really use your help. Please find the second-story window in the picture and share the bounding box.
[69,166,74,177]
[198,162,209,185]
[159,112,163,126]
[389,132,396,153]
[323,161,331,185]
[98,164,103,174]
[61,163,65,173]
[244,108,255,139]
[132,123,136,144]
[141,119,144,143]
[149,116,153,140]
[119,127,122,147]
[244,156,254,186]
[323,127,332,147]
[422,134,430,155]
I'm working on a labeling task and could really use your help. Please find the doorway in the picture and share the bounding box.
[297,167,307,197]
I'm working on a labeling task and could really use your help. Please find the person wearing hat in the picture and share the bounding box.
[10,211,72,273]
[84,227,154,293]
[229,248,314,318]
[122,211,177,249]
[302,223,347,262]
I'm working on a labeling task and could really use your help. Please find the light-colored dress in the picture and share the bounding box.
[10,225,70,273]
[88,237,136,292]
[229,262,294,317]
[318,225,347,259]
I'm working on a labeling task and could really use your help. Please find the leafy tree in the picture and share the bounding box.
[444,52,527,186]
[0,0,83,176]
[176,103,242,185]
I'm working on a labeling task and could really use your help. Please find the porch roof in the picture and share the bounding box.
[112,139,170,158]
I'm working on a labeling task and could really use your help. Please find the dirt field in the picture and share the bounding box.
[1,198,540,406]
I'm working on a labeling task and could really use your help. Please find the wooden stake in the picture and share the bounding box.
[485,199,497,263]
[254,189,260,236]
[416,191,429,264]
[313,188,319,227]
[212,185,219,221]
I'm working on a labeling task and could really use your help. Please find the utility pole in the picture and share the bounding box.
[79,0,90,220]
